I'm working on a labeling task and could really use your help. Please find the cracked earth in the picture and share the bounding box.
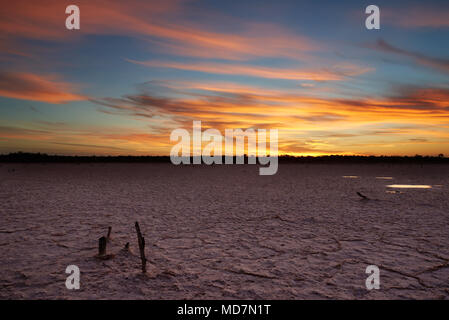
[1,163,448,299]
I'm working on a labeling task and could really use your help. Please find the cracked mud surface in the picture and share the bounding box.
[1,163,448,299]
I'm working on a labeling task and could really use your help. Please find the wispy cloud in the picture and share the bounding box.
[0,72,86,103]
[385,6,449,28]
[368,39,449,74]
[128,60,373,81]
[0,0,319,61]
[50,141,131,151]
[4,80,449,156]
[91,81,449,155]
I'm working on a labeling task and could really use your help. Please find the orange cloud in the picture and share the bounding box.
[0,126,52,140]
[0,0,319,61]
[3,80,449,156]
[0,72,85,103]
[128,60,373,81]
[92,82,449,144]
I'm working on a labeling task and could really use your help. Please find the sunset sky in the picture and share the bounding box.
[1,0,449,156]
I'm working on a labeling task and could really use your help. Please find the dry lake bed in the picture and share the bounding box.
[1,163,448,299]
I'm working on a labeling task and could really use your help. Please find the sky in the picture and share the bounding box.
[0,0,448,156]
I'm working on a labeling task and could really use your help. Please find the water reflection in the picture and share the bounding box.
[386,184,432,189]
[386,190,403,194]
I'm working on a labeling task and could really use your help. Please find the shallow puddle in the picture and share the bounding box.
[386,184,432,189]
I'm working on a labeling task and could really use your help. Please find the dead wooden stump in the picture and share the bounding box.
[356,191,369,200]
[98,236,107,256]
[135,221,147,273]
[106,226,112,241]
[96,235,115,260]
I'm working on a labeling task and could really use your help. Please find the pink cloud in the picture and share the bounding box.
[0,72,86,103]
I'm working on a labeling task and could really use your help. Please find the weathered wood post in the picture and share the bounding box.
[135,221,147,273]
[98,236,107,256]
[106,226,112,241]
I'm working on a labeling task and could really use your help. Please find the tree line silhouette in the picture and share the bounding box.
[0,152,447,164]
